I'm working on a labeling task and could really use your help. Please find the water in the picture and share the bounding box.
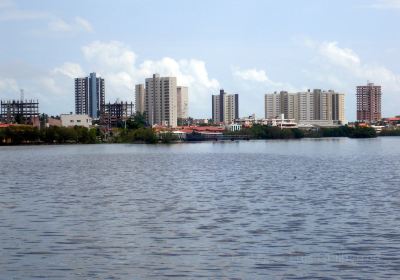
[1,138,400,279]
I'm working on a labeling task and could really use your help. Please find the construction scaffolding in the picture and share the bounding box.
[0,99,40,124]
[101,101,134,127]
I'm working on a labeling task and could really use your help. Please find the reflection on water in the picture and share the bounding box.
[1,138,400,279]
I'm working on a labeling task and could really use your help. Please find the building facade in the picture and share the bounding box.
[356,83,382,123]
[265,89,345,125]
[75,72,105,119]
[212,89,239,124]
[135,84,145,114]
[145,74,177,127]
[177,86,189,119]
[60,113,92,128]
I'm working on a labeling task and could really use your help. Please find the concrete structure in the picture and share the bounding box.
[75,72,105,119]
[145,74,177,127]
[177,86,189,119]
[60,113,92,128]
[135,84,145,114]
[356,83,382,123]
[212,89,239,124]
[101,101,134,127]
[265,89,345,125]
[0,99,39,124]
[227,123,242,132]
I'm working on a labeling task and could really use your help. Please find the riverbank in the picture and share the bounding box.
[1,124,398,146]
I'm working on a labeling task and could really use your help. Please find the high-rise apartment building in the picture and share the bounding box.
[356,83,382,123]
[75,72,105,119]
[177,86,189,119]
[212,89,239,124]
[144,74,177,127]
[265,89,345,124]
[135,84,145,114]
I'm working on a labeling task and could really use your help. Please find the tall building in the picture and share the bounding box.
[75,72,105,119]
[356,83,382,123]
[265,89,345,124]
[177,86,189,119]
[135,84,145,114]
[145,74,177,127]
[212,89,239,124]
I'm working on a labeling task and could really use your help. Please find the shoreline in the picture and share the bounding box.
[1,135,397,147]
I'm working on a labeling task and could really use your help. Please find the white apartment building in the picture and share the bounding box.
[135,84,145,114]
[145,74,177,127]
[177,86,189,119]
[60,114,92,128]
[265,89,345,125]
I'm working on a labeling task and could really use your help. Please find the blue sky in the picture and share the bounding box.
[0,0,399,120]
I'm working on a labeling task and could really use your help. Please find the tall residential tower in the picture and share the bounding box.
[177,86,189,120]
[356,83,382,123]
[135,84,145,114]
[144,74,178,127]
[212,89,239,124]
[75,72,105,119]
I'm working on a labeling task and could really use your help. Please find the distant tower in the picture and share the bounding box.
[356,82,382,123]
[75,72,105,118]
[20,89,24,101]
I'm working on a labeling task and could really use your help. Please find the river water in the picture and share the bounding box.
[1,138,400,279]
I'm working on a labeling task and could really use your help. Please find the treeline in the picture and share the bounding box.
[0,125,98,145]
[316,126,377,138]
[379,128,400,136]
[226,125,378,139]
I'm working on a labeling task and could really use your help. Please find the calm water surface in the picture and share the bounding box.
[1,138,400,279]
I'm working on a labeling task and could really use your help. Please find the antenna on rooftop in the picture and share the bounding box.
[20,89,24,101]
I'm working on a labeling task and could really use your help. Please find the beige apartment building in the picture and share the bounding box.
[177,86,189,119]
[135,84,145,114]
[145,74,177,127]
[212,89,239,124]
[265,89,345,124]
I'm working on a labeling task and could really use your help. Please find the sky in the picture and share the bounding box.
[0,0,399,121]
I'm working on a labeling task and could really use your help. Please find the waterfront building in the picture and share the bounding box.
[60,113,92,128]
[265,89,345,125]
[356,83,382,123]
[145,74,178,127]
[212,89,239,124]
[177,86,189,119]
[101,101,135,127]
[75,72,105,119]
[0,99,39,124]
[135,84,145,114]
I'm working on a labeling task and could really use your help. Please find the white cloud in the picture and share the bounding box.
[79,40,219,115]
[233,68,271,83]
[48,17,93,33]
[0,0,48,21]
[52,63,85,79]
[370,0,400,9]
[305,39,400,117]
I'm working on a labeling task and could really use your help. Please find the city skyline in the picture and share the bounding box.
[0,0,399,120]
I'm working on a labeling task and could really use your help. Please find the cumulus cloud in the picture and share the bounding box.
[77,40,219,115]
[233,68,271,83]
[305,39,400,117]
[48,17,93,33]
[52,62,85,79]
[232,67,299,93]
